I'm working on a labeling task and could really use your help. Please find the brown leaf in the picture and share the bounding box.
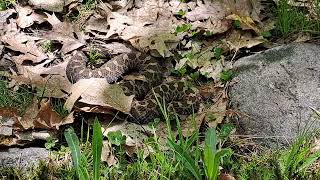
[137,33,179,57]
[223,0,262,22]
[11,64,71,98]
[19,98,39,130]
[65,78,133,113]
[1,33,47,64]
[19,98,71,130]
[33,100,68,130]
[61,40,85,54]
[0,136,19,146]
[226,14,260,33]
[44,12,61,26]
[44,13,85,47]
[219,173,236,180]
[16,5,46,28]
[186,1,226,21]
[101,140,118,166]
[206,97,228,128]
[0,9,15,25]
[225,30,265,51]
[0,107,20,136]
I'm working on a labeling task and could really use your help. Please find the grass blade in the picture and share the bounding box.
[167,138,202,180]
[296,150,320,173]
[93,118,103,180]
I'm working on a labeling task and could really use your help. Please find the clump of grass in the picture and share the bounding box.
[87,48,103,66]
[232,131,320,179]
[276,0,320,36]
[51,98,69,118]
[0,80,33,114]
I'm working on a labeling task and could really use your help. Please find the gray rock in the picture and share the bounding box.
[229,43,320,148]
[0,147,49,168]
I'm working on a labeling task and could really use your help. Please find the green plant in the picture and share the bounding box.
[220,70,233,82]
[84,0,97,10]
[51,98,69,118]
[203,128,233,180]
[233,20,241,29]
[45,137,58,150]
[0,0,15,10]
[177,9,186,17]
[213,47,222,60]
[0,80,33,114]
[277,134,320,179]
[175,23,192,33]
[87,48,103,66]
[275,0,318,36]
[41,40,53,53]
[154,90,234,180]
[65,118,103,180]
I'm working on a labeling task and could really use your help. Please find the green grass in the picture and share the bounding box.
[51,98,69,118]
[41,40,54,53]
[87,48,103,66]
[0,80,33,114]
[275,0,320,36]
[0,0,15,10]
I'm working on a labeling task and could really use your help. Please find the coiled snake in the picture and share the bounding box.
[66,48,200,124]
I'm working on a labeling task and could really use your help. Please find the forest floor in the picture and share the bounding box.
[1,0,320,179]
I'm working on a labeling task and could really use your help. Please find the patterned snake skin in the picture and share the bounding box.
[66,49,200,124]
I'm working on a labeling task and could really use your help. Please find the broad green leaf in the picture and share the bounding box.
[93,118,103,180]
[64,128,81,167]
[203,128,217,180]
[65,128,89,180]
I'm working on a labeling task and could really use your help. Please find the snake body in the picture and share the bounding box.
[66,49,200,124]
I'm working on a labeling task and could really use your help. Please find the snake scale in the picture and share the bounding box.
[66,48,200,124]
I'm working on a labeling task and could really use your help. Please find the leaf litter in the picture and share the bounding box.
[0,0,270,158]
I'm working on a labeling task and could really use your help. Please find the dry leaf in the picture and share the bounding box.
[206,97,228,128]
[219,173,236,180]
[223,0,262,22]
[0,107,20,136]
[19,98,39,130]
[102,121,153,156]
[16,5,46,28]
[12,64,71,98]
[65,78,133,113]
[33,100,68,130]
[138,33,179,57]
[225,31,265,51]
[101,140,118,166]
[18,99,71,130]
[1,33,47,64]
[226,14,260,33]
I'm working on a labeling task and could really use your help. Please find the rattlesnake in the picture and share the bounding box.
[66,47,200,124]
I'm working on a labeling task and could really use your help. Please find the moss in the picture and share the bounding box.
[263,45,295,63]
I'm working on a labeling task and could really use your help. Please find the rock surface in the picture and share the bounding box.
[0,147,49,168]
[229,43,320,147]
